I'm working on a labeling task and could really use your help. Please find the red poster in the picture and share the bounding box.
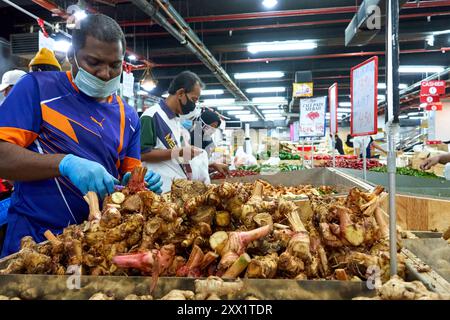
[425,103,443,111]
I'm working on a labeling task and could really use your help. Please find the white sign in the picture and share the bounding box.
[122,71,135,98]
[351,56,378,136]
[299,96,326,138]
[328,83,338,134]
[39,31,55,51]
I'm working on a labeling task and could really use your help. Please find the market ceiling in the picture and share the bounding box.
[1,0,450,124]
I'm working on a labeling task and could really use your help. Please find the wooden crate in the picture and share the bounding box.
[381,194,450,232]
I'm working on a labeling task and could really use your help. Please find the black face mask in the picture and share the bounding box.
[179,94,197,115]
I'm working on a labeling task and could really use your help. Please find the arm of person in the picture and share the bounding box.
[372,143,387,155]
[420,153,450,170]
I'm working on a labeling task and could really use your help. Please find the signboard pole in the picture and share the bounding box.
[332,133,336,168]
[362,136,367,180]
[386,0,400,277]
[310,138,314,168]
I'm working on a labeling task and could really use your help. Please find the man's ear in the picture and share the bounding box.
[67,48,75,65]
[176,88,185,99]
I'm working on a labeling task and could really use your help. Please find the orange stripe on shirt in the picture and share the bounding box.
[116,96,125,154]
[0,127,38,147]
[41,104,79,143]
[121,156,142,174]
[66,71,79,92]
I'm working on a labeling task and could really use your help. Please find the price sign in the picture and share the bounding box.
[420,94,440,104]
[299,96,326,138]
[350,56,378,136]
[420,80,446,96]
[425,102,443,111]
[293,82,313,97]
[328,83,338,134]
[122,71,135,98]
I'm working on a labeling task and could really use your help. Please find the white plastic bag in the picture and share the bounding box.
[190,150,211,184]
[233,146,257,167]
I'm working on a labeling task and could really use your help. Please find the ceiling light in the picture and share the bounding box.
[252,97,287,104]
[140,67,158,92]
[246,87,285,93]
[339,102,351,107]
[217,106,244,111]
[433,29,450,36]
[399,115,408,119]
[227,110,251,115]
[426,35,435,46]
[407,112,422,116]
[378,83,408,89]
[141,81,156,92]
[248,40,317,54]
[234,71,284,79]
[137,90,148,96]
[337,108,351,113]
[128,55,137,61]
[201,89,224,96]
[399,65,445,74]
[237,115,259,122]
[262,109,283,114]
[53,40,71,53]
[262,0,278,9]
[257,105,282,110]
[202,98,236,105]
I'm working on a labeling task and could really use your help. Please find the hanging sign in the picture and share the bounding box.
[122,71,135,98]
[299,96,326,138]
[328,83,338,134]
[293,82,313,98]
[350,56,378,136]
[420,80,446,96]
[420,94,440,104]
[425,102,443,111]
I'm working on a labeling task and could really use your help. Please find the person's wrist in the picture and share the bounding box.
[58,154,74,176]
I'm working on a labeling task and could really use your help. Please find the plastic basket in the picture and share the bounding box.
[0,197,10,226]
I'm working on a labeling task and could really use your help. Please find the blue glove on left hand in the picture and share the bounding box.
[121,170,163,194]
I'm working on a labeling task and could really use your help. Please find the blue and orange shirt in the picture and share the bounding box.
[0,71,141,232]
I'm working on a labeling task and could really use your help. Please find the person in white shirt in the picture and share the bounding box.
[0,69,27,97]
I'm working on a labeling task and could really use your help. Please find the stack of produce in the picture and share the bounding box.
[238,164,305,173]
[279,151,301,160]
[0,168,405,290]
[319,158,382,170]
[210,170,258,180]
[370,166,441,179]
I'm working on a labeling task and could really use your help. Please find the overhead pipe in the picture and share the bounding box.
[130,0,264,119]
[119,1,450,27]
[144,47,450,69]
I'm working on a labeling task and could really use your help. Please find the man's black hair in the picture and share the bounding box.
[72,14,126,54]
[168,71,205,95]
[201,109,221,126]
[31,64,60,72]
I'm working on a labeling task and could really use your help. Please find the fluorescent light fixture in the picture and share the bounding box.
[227,110,251,115]
[409,116,425,120]
[399,115,408,119]
[141,82,156,91]
[337,112,348,116]
[252,97,287,104]
[399,65,445,74]
[265,116,286,121]
[217,106,244,111]
[337,108,351,113]
[378,95,386,100]
[339,102,351,107]
[74,10,87,20]
[237,115,259,122]
[262,109,283,114]
[257,105,282,110]
[407,112,422,116]
[53,40,71,53]
[234,71,284,79]
[128,55,137,61]
[246,87,285,93]
[433,29,450,36]
[426,35,435,47]
[262,0,278,8]
[248,40,317,54]
[239,118,259,122]
[378,83,408,89]
[202,98,235,105]
[201,89,224,96]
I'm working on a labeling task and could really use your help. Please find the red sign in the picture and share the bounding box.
[425,102,443,111]
[420,80,446,95]
[420,94,440,103]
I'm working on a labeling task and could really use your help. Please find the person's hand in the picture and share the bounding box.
[210,163,229,175]
[121,170,163,194]
[59,154,119,199]
[178,146,202,161]
[420,156,440,170]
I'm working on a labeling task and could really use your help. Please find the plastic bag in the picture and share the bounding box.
[190,150,211,184]
[233,146,257,167]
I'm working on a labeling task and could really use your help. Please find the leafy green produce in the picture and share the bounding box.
[370,166,442,179]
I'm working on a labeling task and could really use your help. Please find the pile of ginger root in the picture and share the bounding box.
[0,167,405,286]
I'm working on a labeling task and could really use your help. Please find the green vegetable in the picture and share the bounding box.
[370,166,441,178]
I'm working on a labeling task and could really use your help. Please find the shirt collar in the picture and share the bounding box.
[160,99,178,120]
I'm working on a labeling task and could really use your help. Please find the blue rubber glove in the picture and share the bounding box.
[59,154,119,199]
[121,170,163,194]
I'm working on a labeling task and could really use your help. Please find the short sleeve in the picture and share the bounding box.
[140,115,156,153]
[120,113,142,174]
[0,74,42,147]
